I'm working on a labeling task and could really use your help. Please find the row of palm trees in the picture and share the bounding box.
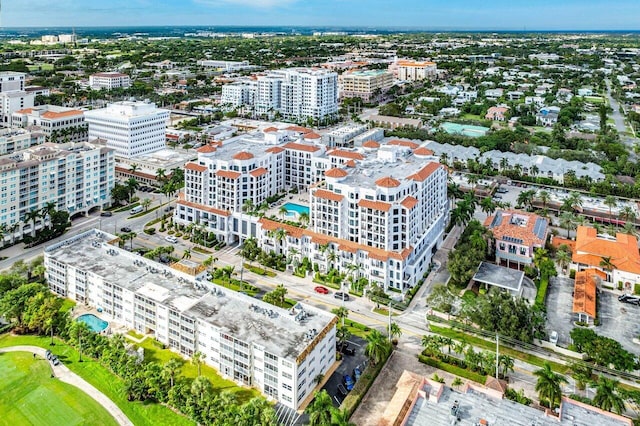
[0,201,59,245]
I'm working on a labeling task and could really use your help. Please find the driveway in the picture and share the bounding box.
[321,335,368,407]
[545,276,575,347]
[596,291,640,355]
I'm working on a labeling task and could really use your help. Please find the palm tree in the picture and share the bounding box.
[604,195,618,226]
[41,201,57,228]
[331,306,349,327]
[278,206,288,219]
[622,222,637,236]
[331,408,355,426]
[556,249,572,272]
[155,168,167,184]
[191,351,205,377]
[182,249,191,260]
[467,174,479,192]
[365,329,391,365]
[559,212,576,239]
[191,376,211,402]
[538,190,550,209]
[125,177,139,203]
[599,256,616,281]
[533,362,567,409]
[389,322,402,341]
[593,376,626,414]
[24,209,41,237]
[565,191,583,213]
[141,198,152,211]
[480,197,497,215]
[499,157,509,172]
[499,354,515,379]
[0,223,7,247]
[129,163,139,175]
[326,250,338,270]
[299,211,310,226]
[619,205,637,225]
[306,390,333,426]
[517,190,536,210]
[163,358,181,387]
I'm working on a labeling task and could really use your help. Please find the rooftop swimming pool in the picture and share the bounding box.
[77,314,109,333]
[283,202,310,217]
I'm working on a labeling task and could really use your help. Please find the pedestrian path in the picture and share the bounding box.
[0,345,133,426]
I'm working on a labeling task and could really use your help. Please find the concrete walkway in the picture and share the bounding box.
[0,346,133,426]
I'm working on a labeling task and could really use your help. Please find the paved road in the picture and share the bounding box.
[605,78,639,156]
[0,346,133,426]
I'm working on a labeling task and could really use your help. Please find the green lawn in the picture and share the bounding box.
[0,351,119,426]
[584,96,605,104]
[0,334,194,426]
[134,338,259,403]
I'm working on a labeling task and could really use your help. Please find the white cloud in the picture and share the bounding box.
[195,0,297,8]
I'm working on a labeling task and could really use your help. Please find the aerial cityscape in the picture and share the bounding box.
[1,1,640,426]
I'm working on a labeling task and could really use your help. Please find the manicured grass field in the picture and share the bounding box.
[0,351,119,426]
[0,334,194,426]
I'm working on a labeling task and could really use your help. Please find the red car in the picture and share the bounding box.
[314,286,329,294]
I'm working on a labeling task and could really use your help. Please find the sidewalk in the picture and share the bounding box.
[0,345,133,426]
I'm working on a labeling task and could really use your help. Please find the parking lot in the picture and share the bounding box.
[597,291,640,355]
[321,335,368,407]
[546,276,640,355]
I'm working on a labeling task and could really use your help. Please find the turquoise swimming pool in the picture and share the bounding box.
[77,314,109,333]
[283,202,310,216]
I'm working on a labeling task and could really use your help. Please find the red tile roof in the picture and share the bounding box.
[304,132,321,139]
[263,126,278,133]
[283,142,321,153]
[358,199,392,212]
[414,147,434,156]
[41,110,83,119]
[197,144,217,153]
[324,168,348,178]
[327,149,365,160]
[573,268,605,318]
[177,199,230,217]
[216,170,241,179]
[375,176,401,188]
[388,139,419,149]
[258,218,304,238]
[345,160,356,168]
[313,189,344,202]
[408,162,442,181]
[233,151,254,160]
[401,196,418,210]
[485,210,548,248]
[362,140,380,149]
[573,226,640,274]
[266,146,285,154]
[286,125,313,133]
[250,167,268,178]
[185,162,207,173]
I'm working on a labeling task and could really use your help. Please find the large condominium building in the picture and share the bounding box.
[44,229,337,410]
[0,72,35,126]
[338,69,394,101]
[221,81,257,107]
[395,60,438,81]
[84,101,169,159]
[221,68,338,120]
[12,105,87,143]
[0,127,45,155]
[174,131,448,291]
[197,60,252,72]
[89,72,131,90]
[0,142,115,243]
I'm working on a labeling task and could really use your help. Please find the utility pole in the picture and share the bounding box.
[388,300,392,343]
[495,333,499,380]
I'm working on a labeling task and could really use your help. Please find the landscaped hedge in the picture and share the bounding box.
[418,354,486,384]
[341,351,391,416]
[535,275,549,307]
[244,263,277,277]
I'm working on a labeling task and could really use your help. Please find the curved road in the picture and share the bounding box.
[0,346,133,426]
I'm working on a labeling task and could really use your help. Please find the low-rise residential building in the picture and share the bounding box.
[0,71,35,126]
[12,105,87,142]
[338,69,393,101]
[321,124,368,147]
[395,60,437,81]
[0,127,45,155]
[485,106,509,121]
[573,226,640,291]
[44,229,337,410]
[0,142,115,243]
[368,114,422,129]
[485,210,549,269]
[196,60,253,72]
[89,72,131,90]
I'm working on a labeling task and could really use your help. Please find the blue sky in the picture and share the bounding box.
[5,0,640,30]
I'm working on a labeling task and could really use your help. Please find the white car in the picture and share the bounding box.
[165,235,178,244]
[549,331,558,345]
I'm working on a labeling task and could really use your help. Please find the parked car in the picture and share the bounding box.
[549,331,558,345]
[120,227,132,233]
[100,211,113,217]
[343,375,355,391]
[618,294,640,305]
[337,384,348,397]
[353,367,362,381]
[51,356,60,366]
[165,235,178,244]
[334,292,350,301]
[314,286,329,294]
[45,350,52,360]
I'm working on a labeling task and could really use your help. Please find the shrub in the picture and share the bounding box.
[340,350,390,416]
[144,227,156,235]
[418,355,486,384]
[570,269,576,279]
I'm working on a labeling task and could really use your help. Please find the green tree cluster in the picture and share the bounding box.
[447,220,490,287]
[570,328,638,371]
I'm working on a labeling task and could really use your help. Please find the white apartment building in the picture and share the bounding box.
[221,68,338,121]
[395,60,438,81]
[89,72,131,90]
[84,101,169,158]
[197,60,252,72]
[0,142,115,242]
[338,70,393,101]
[12,105,86,143]
[221,81,257,107]
[0,127,45,155]
[44,229,337,410]
[0,72,35,126]
[174,131,448,291]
